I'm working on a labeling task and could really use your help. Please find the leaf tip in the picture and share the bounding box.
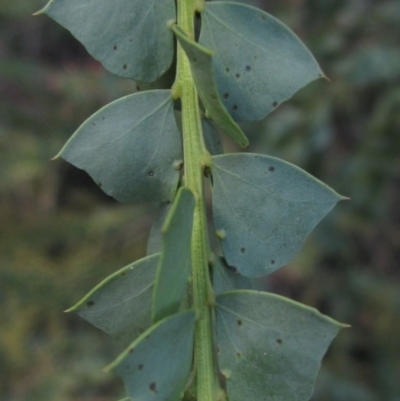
[240,138,250,148]
[50,151,62,161]
[64,301,80,313]
[320,73,331,82]
[32,8,45,16]
[103,364,112,373]
[33,2,50,16]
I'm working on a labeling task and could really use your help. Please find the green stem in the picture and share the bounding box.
[175,1,215,401]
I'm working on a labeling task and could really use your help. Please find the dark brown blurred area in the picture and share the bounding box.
[1,1,399,400]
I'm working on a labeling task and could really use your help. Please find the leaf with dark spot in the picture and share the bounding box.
[107,311,196,401]
[216,290,346,401]
[200,2,325,121]
[55,90,181,203]
[66,254,160,347]
[39,0,175,81]
[211,153,344,277]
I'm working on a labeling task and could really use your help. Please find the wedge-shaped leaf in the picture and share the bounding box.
[202,118,224,155]
[147,202,172,255]
[200,2,324,121]
[107,311,196,401]
[211,153,343,277]
[67,254,159,347]
[56,90,182,203]
[38,0,175,82]
[212,256,253,295]
[172,25,249,148]
[153,188,195,322]
[216,290,345,401]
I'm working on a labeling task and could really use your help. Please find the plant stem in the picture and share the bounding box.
[176,1,215,401]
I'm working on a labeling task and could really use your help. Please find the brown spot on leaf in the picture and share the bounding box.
[237,319,242,326]
[149,382,157,393]
[87,301,95,307]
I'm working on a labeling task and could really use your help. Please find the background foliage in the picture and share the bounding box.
[1,0,399,400]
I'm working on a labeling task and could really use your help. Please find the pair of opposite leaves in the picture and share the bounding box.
[39,0,324,122]
[68,191,344,401]
[42,0,343,278]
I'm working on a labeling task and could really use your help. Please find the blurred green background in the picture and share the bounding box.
[1,0,399,400]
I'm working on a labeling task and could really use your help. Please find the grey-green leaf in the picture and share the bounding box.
[57,90,182,204]
[66,254,159,347]
[216,290,345,401]
[107,311,196,401]
[211,153,343,277]
[147,202,172,255]
[212,256,253,295]
[172,25,249,148]
[200,1,324,121]
[39,0,175,82]
[202,118,224,155]
[152,188,195,322]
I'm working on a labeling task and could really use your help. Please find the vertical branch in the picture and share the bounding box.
[175,1,215,401]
